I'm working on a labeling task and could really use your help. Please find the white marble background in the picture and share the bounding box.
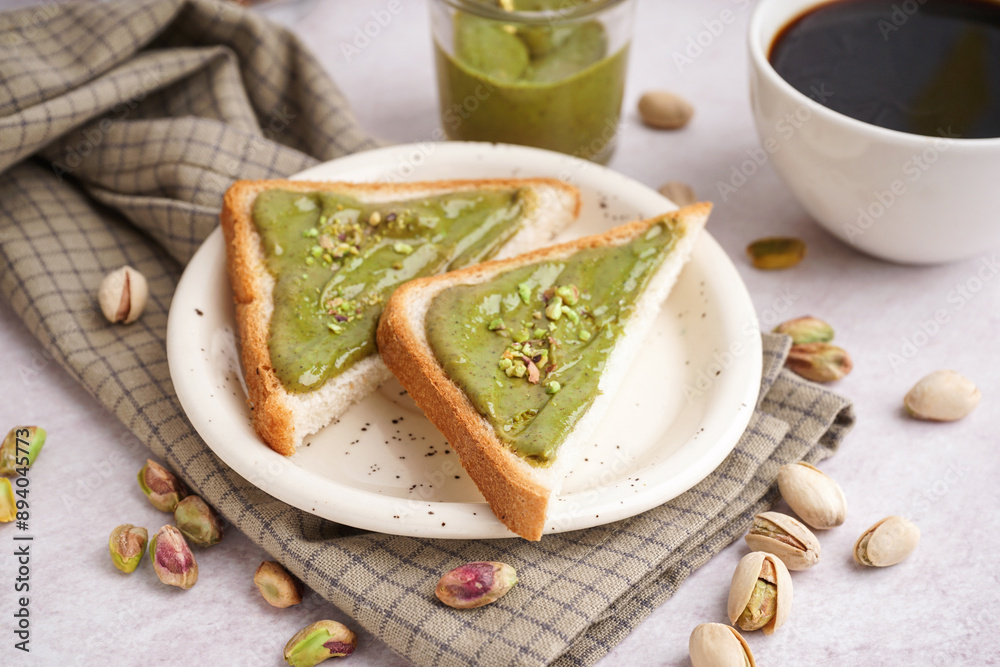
[1,0,998,665]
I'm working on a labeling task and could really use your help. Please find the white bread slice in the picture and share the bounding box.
[377,203,711,540]
[220,178,581,456]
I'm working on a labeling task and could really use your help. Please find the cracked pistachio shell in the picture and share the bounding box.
[689,623,756,667]
[727,552,792,635]
[0,426,46,476]
[776,462,848,529]
[98,265,148,324]
[744,511,820,571]
[904,370,980,421]
[854,516,920,567]
[284,620,357,666]
[108,524,148,573]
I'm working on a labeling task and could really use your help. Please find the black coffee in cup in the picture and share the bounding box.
[769,0,1000,138]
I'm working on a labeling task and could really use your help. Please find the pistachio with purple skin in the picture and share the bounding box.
[109,524,148,573]
[773,316,834,345]
[255,561,303,608]
[173,496,223,547]
[149,525,198,589]
[0,426,46,476]
[284,620,357,666]
[786,343,853,383]
[0,478,15,522]
[137,459,188,512]
[435,561,518,609]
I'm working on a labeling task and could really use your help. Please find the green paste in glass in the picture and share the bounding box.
[435,1,629,161]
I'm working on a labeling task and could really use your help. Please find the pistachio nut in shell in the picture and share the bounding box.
[98,265,148,324]
[0,478,14,522]
[435,561,518,609]
[776,462,848,529]
[137,459,188,512]
[255,560,303,608]
[773,316,834,344]
[904,370,980,421]
[727,551,792,635]
[0,426,46,476]
[744,511,821,571]
[109,524,148,574]
[173,495,222,547]
[689,623,756,667]
[284,620,357,666]
[786,343,853,382]
[149,525,198,589]
[854,516,920,567]
[638,90,694,129]
[746,236,806,270]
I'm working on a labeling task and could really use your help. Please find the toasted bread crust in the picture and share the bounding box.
[377,203,712,540]
[220,178,581,456]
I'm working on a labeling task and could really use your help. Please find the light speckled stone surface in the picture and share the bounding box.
[1,0,998,664]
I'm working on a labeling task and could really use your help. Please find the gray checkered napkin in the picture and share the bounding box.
[0,0,855,664]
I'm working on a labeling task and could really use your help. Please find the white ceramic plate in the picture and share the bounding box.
[167,142,762,539]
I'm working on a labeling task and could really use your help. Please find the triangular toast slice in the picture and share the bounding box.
[221,178,580,455]
[377,204,710,540]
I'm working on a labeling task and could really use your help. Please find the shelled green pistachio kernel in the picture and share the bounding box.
[436,561,518,609]
[746,237,806,270]
[786,343,852,382]
[773,316,834,344]
[255,561,303,608]
[109,524,148,573]
[284,621,357,666]
[137,459,188,512]
[149,525,198,589]
[544,295,563,320]
[517,281,532,304]
[173,496,223,547]
[0,478,15,522]
[555,284,580,306]
[0,426,46,476]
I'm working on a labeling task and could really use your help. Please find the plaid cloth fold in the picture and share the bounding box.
[0,1,855,665]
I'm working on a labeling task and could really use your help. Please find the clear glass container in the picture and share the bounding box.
[429,0,636,163]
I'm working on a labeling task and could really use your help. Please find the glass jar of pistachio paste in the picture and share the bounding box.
[430,0,636,164]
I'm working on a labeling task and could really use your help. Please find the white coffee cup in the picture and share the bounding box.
[748,0,1000,264]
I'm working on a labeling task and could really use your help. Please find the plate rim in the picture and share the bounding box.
[167,141,762,539]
